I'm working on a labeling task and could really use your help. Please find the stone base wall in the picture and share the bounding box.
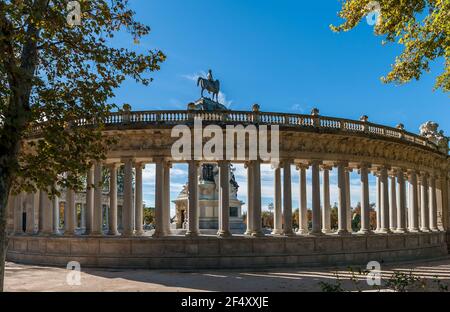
[447,232,450,251]
[7,232,448,269]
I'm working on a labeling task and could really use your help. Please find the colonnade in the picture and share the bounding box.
[10,158,442,238]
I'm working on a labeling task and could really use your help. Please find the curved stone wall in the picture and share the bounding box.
[7,233,447,269]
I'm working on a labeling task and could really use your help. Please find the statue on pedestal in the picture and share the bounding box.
[197,69,221,102]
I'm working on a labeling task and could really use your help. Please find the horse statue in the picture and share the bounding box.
[197,69,220,102]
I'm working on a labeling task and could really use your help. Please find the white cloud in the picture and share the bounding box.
[181,71,207,82]
[290,104,305,113]
[218,91,233,107]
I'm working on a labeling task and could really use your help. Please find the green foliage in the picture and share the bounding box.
[318,267,450,292]
[143,206,155,225]
[332,0,449,92]
[385,271,422,292]
[319,272,345,292]
[0,0,165,196]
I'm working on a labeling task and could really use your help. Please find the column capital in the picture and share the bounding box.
[279,159,293,167]
[107,163,120,170]
[309,159,323,166]
[121,156,135,163]
[356,162,371,170]
[244,159,260,169]
[134,161,146,170]
[344,166,353,173]
[333,160,348,168]
[373,164,390,172]
[295,163,309,171]
[320,164,333,171]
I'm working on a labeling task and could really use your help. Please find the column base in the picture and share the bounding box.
[121,231,135,237]
[310,231,324,236]
[420,228,431,233]
[394,228,407,234]
[185,231,199,238]
[251,231,265,237]
[336,229,350,235]
[283,231,296,237]
[296,229,309,235]
[134,230,145,236]
[376,228,392,234]
[430,228,440,232]
[408,228,420,233]
[217,230,232,238]
[271,229,283,235]
[357,229,372,235]
[153,230,168,238]
[107,231,121,236]
[321,229,332,234]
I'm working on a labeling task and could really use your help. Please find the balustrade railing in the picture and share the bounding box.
[27,109,442,152]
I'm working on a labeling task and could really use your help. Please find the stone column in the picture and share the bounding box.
[26,192,38,234]
[154,160,165,237]
[321,165,332,233]
[163,162,172,235]
[408,170,420,232]
[39,189,53,235]
[311,160,322,235]
[65,188,76,235]
[85,165,94,234]
[245,161,254,235]
[359,163,371,234]
[272,166,282,235]
[122,157,135,236]
[108,164,119,235]
[345,168,352,232]
[297,164,309,234]
[14,194,24,234]
[52,194,60,234]
[389,172,398,231]
[218,161,231,237]
[375,173,381,232]
[80,204,86,230]
[252,160,264,236]
[429,174,438,231]
[379,166,390,233]
[186,161,199,237]
[282,161,294,236]
[134,162,144,236]
[420,172,430,232]
[92,161,103,235]
[396,169,407,233]
[337,162,348,235]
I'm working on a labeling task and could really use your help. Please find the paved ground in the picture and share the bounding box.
[5,257,450,292]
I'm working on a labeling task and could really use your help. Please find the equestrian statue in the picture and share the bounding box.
[197,69,220,102]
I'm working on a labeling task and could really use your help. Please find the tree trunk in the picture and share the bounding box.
[0,0,49,292]
[0,174,12,292]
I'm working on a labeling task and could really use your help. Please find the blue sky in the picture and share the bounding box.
[110,0,449,215]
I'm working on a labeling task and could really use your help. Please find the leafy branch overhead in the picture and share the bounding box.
[0,0,165,196]
[332,0,449,92]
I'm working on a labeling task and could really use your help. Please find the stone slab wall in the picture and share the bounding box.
[6,232,448,269]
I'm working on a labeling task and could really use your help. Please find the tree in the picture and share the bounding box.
[332,0,449,92]
[0,0,165,291]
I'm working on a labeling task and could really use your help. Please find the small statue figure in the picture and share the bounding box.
[197,69,220,102]
[419,121,449,154]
